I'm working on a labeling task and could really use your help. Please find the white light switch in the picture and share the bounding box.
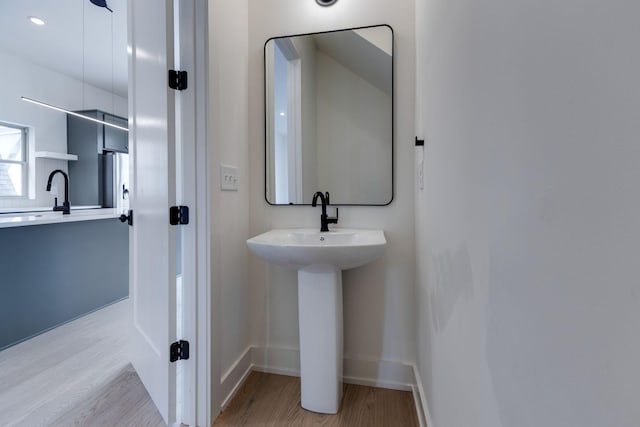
[220,164,239,191]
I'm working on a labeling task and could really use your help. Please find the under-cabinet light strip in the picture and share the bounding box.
[21,96,129,132]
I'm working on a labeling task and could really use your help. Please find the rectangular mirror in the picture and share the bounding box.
[265,25,393,205]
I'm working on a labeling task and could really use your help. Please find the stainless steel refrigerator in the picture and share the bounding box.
[102,152,129,212]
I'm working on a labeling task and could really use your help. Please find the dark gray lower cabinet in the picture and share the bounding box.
[0,219,129,350]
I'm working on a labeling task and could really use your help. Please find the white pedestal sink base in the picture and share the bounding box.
[246,228,386,414]
[298,268,343,414]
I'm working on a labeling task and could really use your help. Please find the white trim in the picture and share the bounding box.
[171,1,210,426]
[221,346,253,384]
[343,357,415,391]
[411,384,427,427]
[286,57,302,203]
[191,1,211,426]
[251,345,300,377]
[0,121,32,199]
[195,1,211,424]
[219,346,254,410]
[249,345,415,391]
[411,364,434,427]
[221,364,253,410]
[175,0,197,424]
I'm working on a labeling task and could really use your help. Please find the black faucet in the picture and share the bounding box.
[46,169,70,215]
[311,191,338,232]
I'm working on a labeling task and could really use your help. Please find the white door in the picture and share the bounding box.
[128,0,178,424]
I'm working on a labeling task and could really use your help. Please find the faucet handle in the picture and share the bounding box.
[327,207,339,225]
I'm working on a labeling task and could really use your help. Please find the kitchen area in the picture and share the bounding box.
[0,1,135,423]
[0,109,130,351]
[0,0,130,351]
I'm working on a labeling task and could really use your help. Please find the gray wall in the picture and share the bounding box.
[0,219,128,350]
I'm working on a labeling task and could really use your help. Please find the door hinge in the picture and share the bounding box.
[170,340,190,362]
[170,205,189,225]
[168,69,188,91]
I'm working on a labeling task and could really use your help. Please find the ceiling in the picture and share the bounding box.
[0,0,128,97]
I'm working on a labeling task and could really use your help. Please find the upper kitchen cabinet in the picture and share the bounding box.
[103,113,128,153]
[68,110,128,155]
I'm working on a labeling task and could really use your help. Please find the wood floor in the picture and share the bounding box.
[1,299,418,426]
[213,372,419,427]
[0,300,165,426]
[47,364,165,427]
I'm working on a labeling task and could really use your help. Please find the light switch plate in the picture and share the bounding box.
[220,164,239,191]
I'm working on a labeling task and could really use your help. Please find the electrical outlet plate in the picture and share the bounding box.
[220,164,239,191]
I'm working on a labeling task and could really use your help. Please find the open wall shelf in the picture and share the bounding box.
[35,151,78,161]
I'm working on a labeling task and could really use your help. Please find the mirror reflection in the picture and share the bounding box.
[265,25,393,205]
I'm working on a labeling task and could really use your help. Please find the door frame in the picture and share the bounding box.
[174,1,212,426]
[178,1,213,426]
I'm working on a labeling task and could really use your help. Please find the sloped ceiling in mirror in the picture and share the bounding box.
[314,30,392,95]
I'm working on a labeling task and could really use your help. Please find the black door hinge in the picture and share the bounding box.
[168,70,188,91]
[170,205,189,225]
[170,340,189,362]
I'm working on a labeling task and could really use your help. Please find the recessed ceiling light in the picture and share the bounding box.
[28,16,45,26]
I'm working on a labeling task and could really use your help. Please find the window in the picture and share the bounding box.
[0,123,28,197]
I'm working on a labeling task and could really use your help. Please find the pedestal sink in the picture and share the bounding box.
[247,228,386,414]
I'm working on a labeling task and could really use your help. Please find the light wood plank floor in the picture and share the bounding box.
[0,300,165,426]
[48,363,165,427]
[213,372,419,427]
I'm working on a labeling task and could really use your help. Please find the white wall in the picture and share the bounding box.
[207,0,251,412]
[0,49,127,210]
[415,0,640,426]
[248,0,416,385]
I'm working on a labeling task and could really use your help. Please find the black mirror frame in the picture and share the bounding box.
[263,24,394,207]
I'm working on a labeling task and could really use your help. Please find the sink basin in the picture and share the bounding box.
[246,228,386,271]
[247,228,386,414]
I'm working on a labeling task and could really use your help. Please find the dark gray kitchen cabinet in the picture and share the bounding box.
[103,113,128,153]
[0,219,129,350]
[67,110,128,206]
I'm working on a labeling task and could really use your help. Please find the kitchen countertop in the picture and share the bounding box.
[0,208,123,228]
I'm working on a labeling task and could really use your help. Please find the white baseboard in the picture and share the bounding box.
[219,346,253,410]
[411,364,434,427]
[251,345,300,377]
[218,344,433,427]
[250,345,415,391]
[343,357,415,391]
